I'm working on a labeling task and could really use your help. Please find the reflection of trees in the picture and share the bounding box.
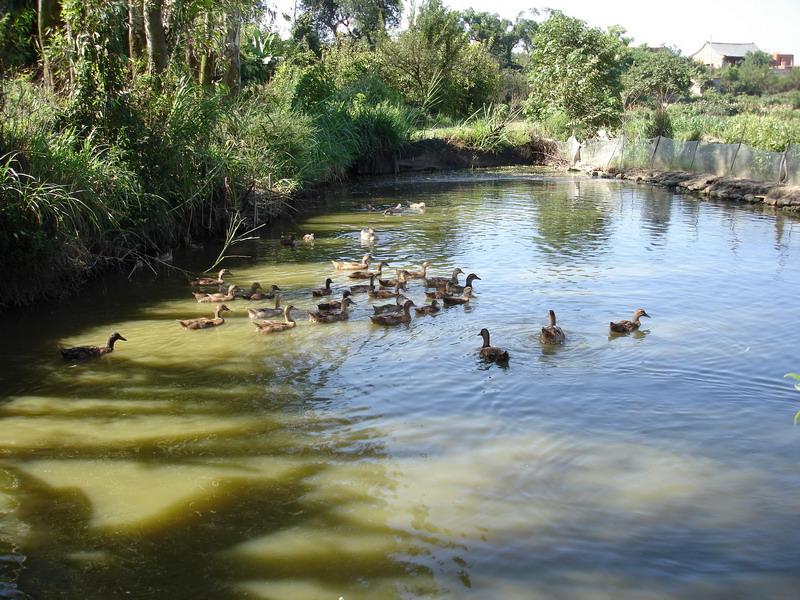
[530,180,611,260]
[640,187,673,240]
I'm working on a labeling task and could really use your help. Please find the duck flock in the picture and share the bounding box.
[59,202,651,364]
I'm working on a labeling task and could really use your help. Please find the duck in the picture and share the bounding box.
[378,270,407,288]
[349,275,376,294]
[247,294,283,319]
[254,305,297,334]
[372,295,409,315]
[539,309,566,344]
[190,268,231,287]
[349,261,387,280]
[478,328,509,362]
[415,300,440,316]
[311,278,334,297]
[447,273,481,294]
[369,283,403,300]
[370,300,416,326]
[383,203,404,215]
[331,254,371,270]
[442,286,472,306]
[60,332,127,360]
[280,233,296,247]
[360,227,377,243]
[407,201,426,211]
[193,284,237,303]
[424,267,464,289]
[317,290,353,312]
[249,284,281,301]
[179,304,231,330]
[302,233,315,243]
[610,308,651,334]
[232,282,262,299]
[308,297,356,323]
[424,289,450,300]
[397,261,430,280]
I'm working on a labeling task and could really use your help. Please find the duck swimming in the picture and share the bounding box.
[372,295,409,315]
[249,284,281,301]
[332,254,371,270]
[317,290,353,312]
[360,228,377,243]
[398,261,430,280]
[447,273,481,294]
[478,328,509,362]
[539,310,566,344]
[308,297,356,323]
[369,283,403,300]
[179,304,231,330]
[193,284,237,303]
[424,267,464,289]
[190,269,231,287]
[442,286,472,306]
[247,294,283,319]
[415,300,440,316]
[311,278,334,297]
[349,261,387,280]
[302,233,315,243]
[349,275,376,294]
[60,332,127,360]
[254,305,297,334]
[610,308,651,334]
[370,300,416,326]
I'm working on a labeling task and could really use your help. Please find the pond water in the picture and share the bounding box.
[1,170,799,599]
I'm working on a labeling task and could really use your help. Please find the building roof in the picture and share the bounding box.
[691,42,761,58]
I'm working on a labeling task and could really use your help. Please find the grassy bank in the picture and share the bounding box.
[0,75,417,307]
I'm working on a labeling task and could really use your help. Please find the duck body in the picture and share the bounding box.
[302,233,315,243]
[190,269,231,287]
[180,304,231,330]
[398,261,430,280]
[378,270,407,288]
[247,284,281,301]
[349,275,375,294]
[349,261,387,280]
[442,287,472,306]
[415,300,440,316]
[193,285,237,303]
[478,328,509,362]
[424,268,464,289]
[331,254,371,270]
[60,332,126,360]
[372,295,407,315]
[407,202,426,211]
[539,310,566,344]
[308,298,355,323]
[370,300,415,326]
[610,309,651,334]
[317,291,352,312]
[360,228,377,243]
[247,295,283,319]
[447,273,481,294]
[369,284,402,300]
[254,305,297,334]
[311,278,335,297]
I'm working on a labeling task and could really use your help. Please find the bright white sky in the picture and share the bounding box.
[272,0,800,58]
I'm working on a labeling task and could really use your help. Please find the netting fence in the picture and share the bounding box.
[559,135,797,185]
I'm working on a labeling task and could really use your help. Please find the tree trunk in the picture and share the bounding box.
[128,0,146,62]
[198,12,215,89]
[38,0,62,89]
[222,8,241,95]
[143,0,169,74]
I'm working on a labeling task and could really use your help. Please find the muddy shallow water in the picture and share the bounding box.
[1,170,799,599]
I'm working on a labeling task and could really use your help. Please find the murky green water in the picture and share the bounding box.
[1,170,799,599]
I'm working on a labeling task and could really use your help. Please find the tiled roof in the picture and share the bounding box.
[699,42,761,58]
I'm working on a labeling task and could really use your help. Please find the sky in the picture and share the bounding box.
[271,0,800,58]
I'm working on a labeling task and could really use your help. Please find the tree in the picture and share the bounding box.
[143,0,169,73]
[458,9,537,69]
[298,0,401,45]
[622,47,700,108]
[719,50,776,96]
[524,12,627,135]
[37,0,62,87]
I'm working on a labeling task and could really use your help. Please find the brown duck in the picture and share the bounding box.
[424,267,464,289]
[369,283,403,300]
[254,305,297,334]
[311,278,334,297]
[60,332,127,360]
[193,284,237,303]
[539,310,566,344]
[308,297,356,323]
[398,261,430,280]
[442,286,472,306]
[190,269,231,287]
[317,290,353,312]
[331,254,371,270]
[349,261,387,280]
[249,284,281,301]
[447,273,481,294]
[349,275,375,294]
[370,300,416,326]
[247,295,283,319]
[372,295,409,315]
[415,300,441,316]
[478,329,509,362]
[179,304,231,330]
[610,308,651,334]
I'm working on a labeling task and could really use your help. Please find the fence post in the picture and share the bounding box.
[649,136,662,170]
[780,144,790,184]
[688,141,699,173]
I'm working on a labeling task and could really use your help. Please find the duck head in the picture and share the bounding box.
[633,308,650,321]
[477,328,491,347]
